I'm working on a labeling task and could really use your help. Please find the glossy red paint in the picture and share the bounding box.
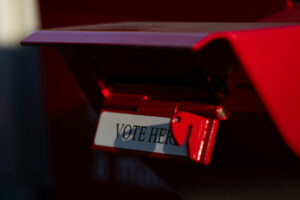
[286,0,294,10]
[22,22,300,162]
[138,99,179,117]
[97,80,111,98]
[101,88,110,98]
[216,106,229,120]
[103,93,146,111]
[193,25,300,158]
[171,112,219,165]
[177,101,228,120]
[98,92,224,163]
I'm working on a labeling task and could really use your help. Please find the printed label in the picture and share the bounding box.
[94,111,187,156]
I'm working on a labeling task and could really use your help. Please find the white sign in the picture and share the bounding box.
[94,111,187,157]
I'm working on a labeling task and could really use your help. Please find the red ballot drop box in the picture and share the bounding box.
[22,22,300,198]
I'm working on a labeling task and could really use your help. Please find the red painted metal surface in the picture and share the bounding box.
[26,2,300,199]
[36,0,290,118]
[171,112,219,165]
[95,89,225,163]
[103,93,146,111]
[100,91,224,163]
[22,22,300,161]
[192,25,300,158]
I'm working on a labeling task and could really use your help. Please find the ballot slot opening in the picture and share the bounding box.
[58,42,263,114]
[86,46,218,104]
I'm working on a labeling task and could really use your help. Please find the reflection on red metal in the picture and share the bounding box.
[216,106,228,120]
[142,96,149,100]
[22,22,300,162]
[171,112,219,165]
[192,25,300,158]
[177,102,229,120]
[286,0,293,10]
[101,88,110,98]
[98,80,111,98]
[101,92,224,163]
[138,99,179,117]
[103,93,146,111]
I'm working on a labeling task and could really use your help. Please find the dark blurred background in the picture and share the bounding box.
[1,0,300,199]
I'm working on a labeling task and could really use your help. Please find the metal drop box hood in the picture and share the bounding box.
[22,22,300,164]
